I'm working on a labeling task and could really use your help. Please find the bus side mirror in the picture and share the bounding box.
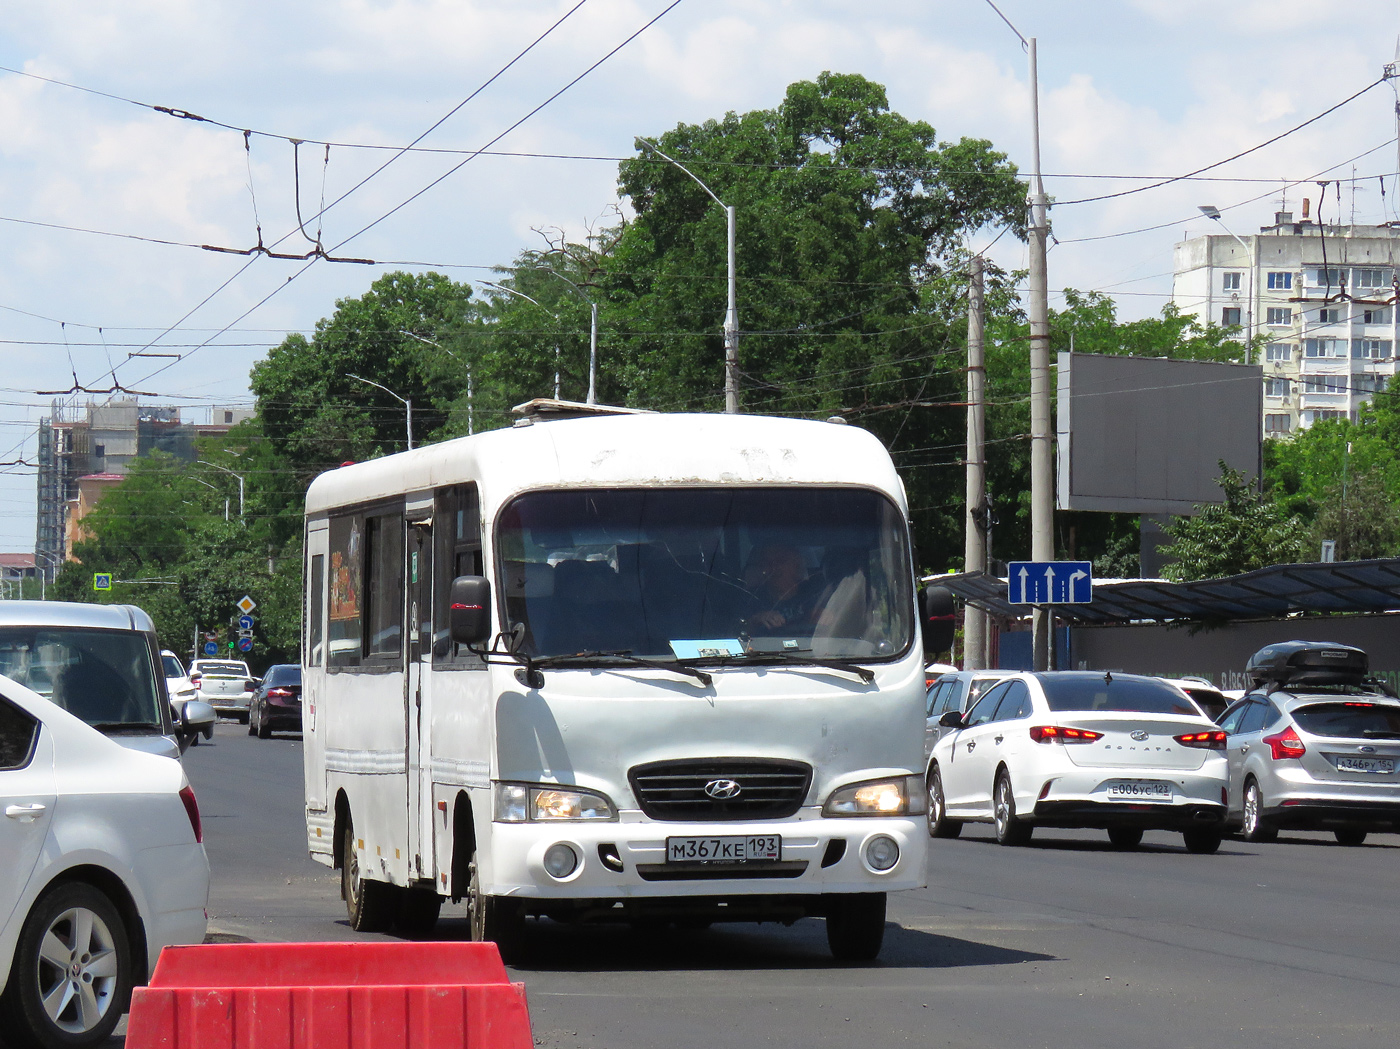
[920,585,955,658]
[449,576,493,645]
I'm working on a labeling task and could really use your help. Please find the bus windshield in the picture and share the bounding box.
[496,487,913,661]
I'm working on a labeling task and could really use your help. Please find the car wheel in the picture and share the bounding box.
[993,770,1033,846]
[1182,828,1223,854]
[341,818,397,933]
[256,707,272,740]
[927,767,962,839]
[1241,779,1277,843]
[247,708,257,737]
[825,892,886,962]
[0,881,132,1049]
[1334,828,1368,846]
[1108,826,1144,850]
[466,848,525,963]
[237,712,249,725]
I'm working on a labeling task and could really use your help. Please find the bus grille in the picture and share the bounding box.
[628,759,812,821]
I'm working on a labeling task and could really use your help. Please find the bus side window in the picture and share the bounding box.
[433,485,484,668]
[327,514,362,669]
[307,553,325,668]
[363,513,405,660]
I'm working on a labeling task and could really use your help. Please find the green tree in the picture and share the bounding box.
[1161,463,1309,580]
[1308,466,1399,561]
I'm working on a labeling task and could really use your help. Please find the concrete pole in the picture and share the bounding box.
[1027,37,1055,671]
[964,256,988,671]
[724,204,739,414]
[587,302,599,405]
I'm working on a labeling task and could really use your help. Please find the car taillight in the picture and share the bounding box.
[1263,725,1306,760]
[179,785,203,843]
[1174,730,1227,749]
[1029,725,1103,744]
[267,687,294,698]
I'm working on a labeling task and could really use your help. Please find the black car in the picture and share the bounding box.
[248,664,302,739]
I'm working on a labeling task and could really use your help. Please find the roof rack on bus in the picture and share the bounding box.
[1246,640,1369,690]
[510,398,655,425]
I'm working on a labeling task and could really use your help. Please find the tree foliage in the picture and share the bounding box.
[1161,464,1309,581]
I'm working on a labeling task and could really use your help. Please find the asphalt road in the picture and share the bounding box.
[159,721,1400,1048]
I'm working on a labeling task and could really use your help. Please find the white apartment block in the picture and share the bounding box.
[1172,212,1399,437]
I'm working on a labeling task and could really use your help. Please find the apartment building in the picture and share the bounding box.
[1172,212,1399,437]
[34,399,254,572]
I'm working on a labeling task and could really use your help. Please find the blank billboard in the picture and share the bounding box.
[1057,353,1262,515]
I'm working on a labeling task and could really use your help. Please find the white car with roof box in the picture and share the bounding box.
[0,674,209,1049]
[928,670,1230,852]
[1223,640,1400,844]
[0,603,213,759]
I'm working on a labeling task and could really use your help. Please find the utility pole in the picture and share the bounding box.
[964,256,988,671]
[1026,36,1055,672]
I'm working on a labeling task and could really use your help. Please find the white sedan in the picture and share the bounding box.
[0,675,209,1049]
[927,671,1229,853]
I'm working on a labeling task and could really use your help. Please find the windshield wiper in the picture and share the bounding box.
[1360,729,1400,739]
[682,650,875,684]
[529,651,712,687]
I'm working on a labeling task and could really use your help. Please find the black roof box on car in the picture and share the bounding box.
[1246,640,1368,689]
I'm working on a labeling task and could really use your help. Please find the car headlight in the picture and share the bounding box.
[493,783,616,822]
[823,776,925,817]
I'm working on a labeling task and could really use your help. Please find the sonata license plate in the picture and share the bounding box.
[666,836,782,863]
[1105,780,1173,801]
[1334,755,1395,774]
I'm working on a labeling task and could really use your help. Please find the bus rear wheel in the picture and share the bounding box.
[341,818,397,932]
[466,850,525,963]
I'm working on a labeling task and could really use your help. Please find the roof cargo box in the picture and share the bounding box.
[1246,640,1368,688]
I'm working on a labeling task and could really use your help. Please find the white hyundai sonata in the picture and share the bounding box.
[0,675,209,1049]
[927,671,1230,853]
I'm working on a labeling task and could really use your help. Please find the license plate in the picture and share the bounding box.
[666,836,782,863]
[1105,780,1174,801]
[1334,755,1395,774]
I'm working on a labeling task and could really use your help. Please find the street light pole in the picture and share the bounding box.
[401,329,473,435]
[1198,206,1256,364]
[196,462,245,521]
[347,374,412,450]
[636,136,739,413]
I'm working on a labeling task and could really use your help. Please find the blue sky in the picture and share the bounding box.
[2,0,1397,549]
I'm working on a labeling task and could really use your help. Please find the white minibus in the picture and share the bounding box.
[302,406,948,960]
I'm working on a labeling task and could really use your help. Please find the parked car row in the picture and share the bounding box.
[925,641,1400,851]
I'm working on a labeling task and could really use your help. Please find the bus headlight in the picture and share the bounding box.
[823,777,925,817]
[494,783,617,822]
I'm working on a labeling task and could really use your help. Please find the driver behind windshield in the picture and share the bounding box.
[743,544,824,634]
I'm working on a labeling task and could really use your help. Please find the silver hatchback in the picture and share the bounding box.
[1222,642,1400,844]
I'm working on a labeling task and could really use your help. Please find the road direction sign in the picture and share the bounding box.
[237,629,253,640]
[93,573,112,591]
[237,637,253,653]
[237,595,257,615]
[238,615,255,631]
[203,641,218,656]
[1008,560,1093,605]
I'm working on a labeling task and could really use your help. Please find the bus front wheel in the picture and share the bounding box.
[466,850,525,962]
[825,892,886,962]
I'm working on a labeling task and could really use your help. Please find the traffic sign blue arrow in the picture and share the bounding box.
[1007,560,1093,605]
[238,614,254,631]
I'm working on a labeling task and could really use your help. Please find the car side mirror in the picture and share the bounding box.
[938,709,965,729]
[181,700,216,735]
[920,585,955,658]
[449,576,493,645]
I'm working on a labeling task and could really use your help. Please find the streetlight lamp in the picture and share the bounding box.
[479,279,578,403]
[197,461,245,521]
[400,330,475,436]
[635,136,739,413]
[34,549,62,601]
[1199,205,1255,364]
[347,374,412,450]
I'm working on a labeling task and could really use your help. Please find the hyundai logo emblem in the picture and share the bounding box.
[1130,730,1149,742]
[704,778,742,799]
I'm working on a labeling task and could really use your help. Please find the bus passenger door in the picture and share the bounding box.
[406,515,434,881]
[303,523,329,814]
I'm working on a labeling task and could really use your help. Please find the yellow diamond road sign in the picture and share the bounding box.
[237,595,257,615]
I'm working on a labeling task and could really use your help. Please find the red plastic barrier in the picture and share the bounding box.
[125,941,533,1049]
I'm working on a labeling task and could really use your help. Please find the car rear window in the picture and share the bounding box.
[1293,702,1400,739]
[198,662,248,676]
[264,665,301,686]
[1039,676,1199,715]
[162,655,185,677]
